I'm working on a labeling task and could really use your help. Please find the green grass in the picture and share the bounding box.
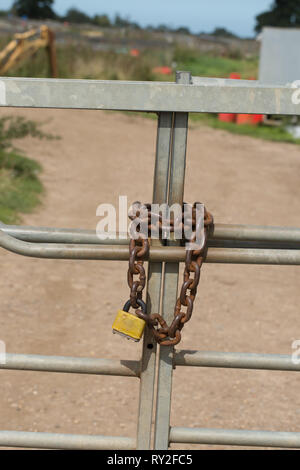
[120,111,300,146]
[0,149,43,224]
[190,113,300,145]
[174,48,258,79]
[4,43,156,81]
[1,35,258,82]
[0,115,57,224]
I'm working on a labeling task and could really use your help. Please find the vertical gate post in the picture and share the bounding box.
[154,71,191,450]
[136,112,173,449]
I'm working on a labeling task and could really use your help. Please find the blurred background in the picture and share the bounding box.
[0,0,296,81]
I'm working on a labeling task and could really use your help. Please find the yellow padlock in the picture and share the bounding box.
[112,299,146,342]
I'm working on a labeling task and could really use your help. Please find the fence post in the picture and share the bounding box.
[136,112,173,449]
[154,71,191,450]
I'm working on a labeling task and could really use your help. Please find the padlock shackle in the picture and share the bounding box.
[123,299,147,314]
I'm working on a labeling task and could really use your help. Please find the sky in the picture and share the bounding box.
[1,0,273,37]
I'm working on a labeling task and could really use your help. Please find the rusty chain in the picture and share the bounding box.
[127,237,149,309]
[126,202,151,309]
[127,201,213,346]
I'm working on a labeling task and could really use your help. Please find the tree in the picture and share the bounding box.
[114,14,130,28]
[93,14,111,28]
[12,0,56,19]
[210,27,237,38]
[64,8,92,24]
[155,24,170,32]
[255,0,300,33]
[113,14,140,29]
[175,26,191,35]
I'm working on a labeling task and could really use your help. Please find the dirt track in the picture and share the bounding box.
[1,108,300,450]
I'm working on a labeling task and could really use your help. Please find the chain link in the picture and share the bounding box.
[127,237,149,309]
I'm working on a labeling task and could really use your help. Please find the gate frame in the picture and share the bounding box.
[0,72,300,449]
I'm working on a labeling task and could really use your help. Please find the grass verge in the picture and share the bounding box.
[119,111,300,146]
[0,115,58,224]
[174,48,258,79]
[0,149,43,223]
[190,114,300,145]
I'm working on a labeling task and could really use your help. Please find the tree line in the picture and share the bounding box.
[0,0,299,35]
[0,1,239,37]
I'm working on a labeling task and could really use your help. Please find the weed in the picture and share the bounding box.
[0,115,57,223]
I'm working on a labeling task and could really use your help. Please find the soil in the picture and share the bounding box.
[0,108,300,450]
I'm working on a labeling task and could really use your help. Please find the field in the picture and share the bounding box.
[0,36,258,81]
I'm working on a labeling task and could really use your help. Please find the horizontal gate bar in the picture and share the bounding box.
[1,229,300,264]
[212,224,300,243]
[0,353,140,377]
[0,76,299,115]
[2,223,300,247]
[0,431,135,450]
[192,77,268,87]
[169,427,300,448]
[208,247,300,265]
[0,224,129,244]
[174,350,300,371]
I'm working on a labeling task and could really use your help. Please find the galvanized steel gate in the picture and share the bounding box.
[0,72,300,449]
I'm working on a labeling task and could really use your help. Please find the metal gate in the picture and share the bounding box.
[0,72,300,449]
